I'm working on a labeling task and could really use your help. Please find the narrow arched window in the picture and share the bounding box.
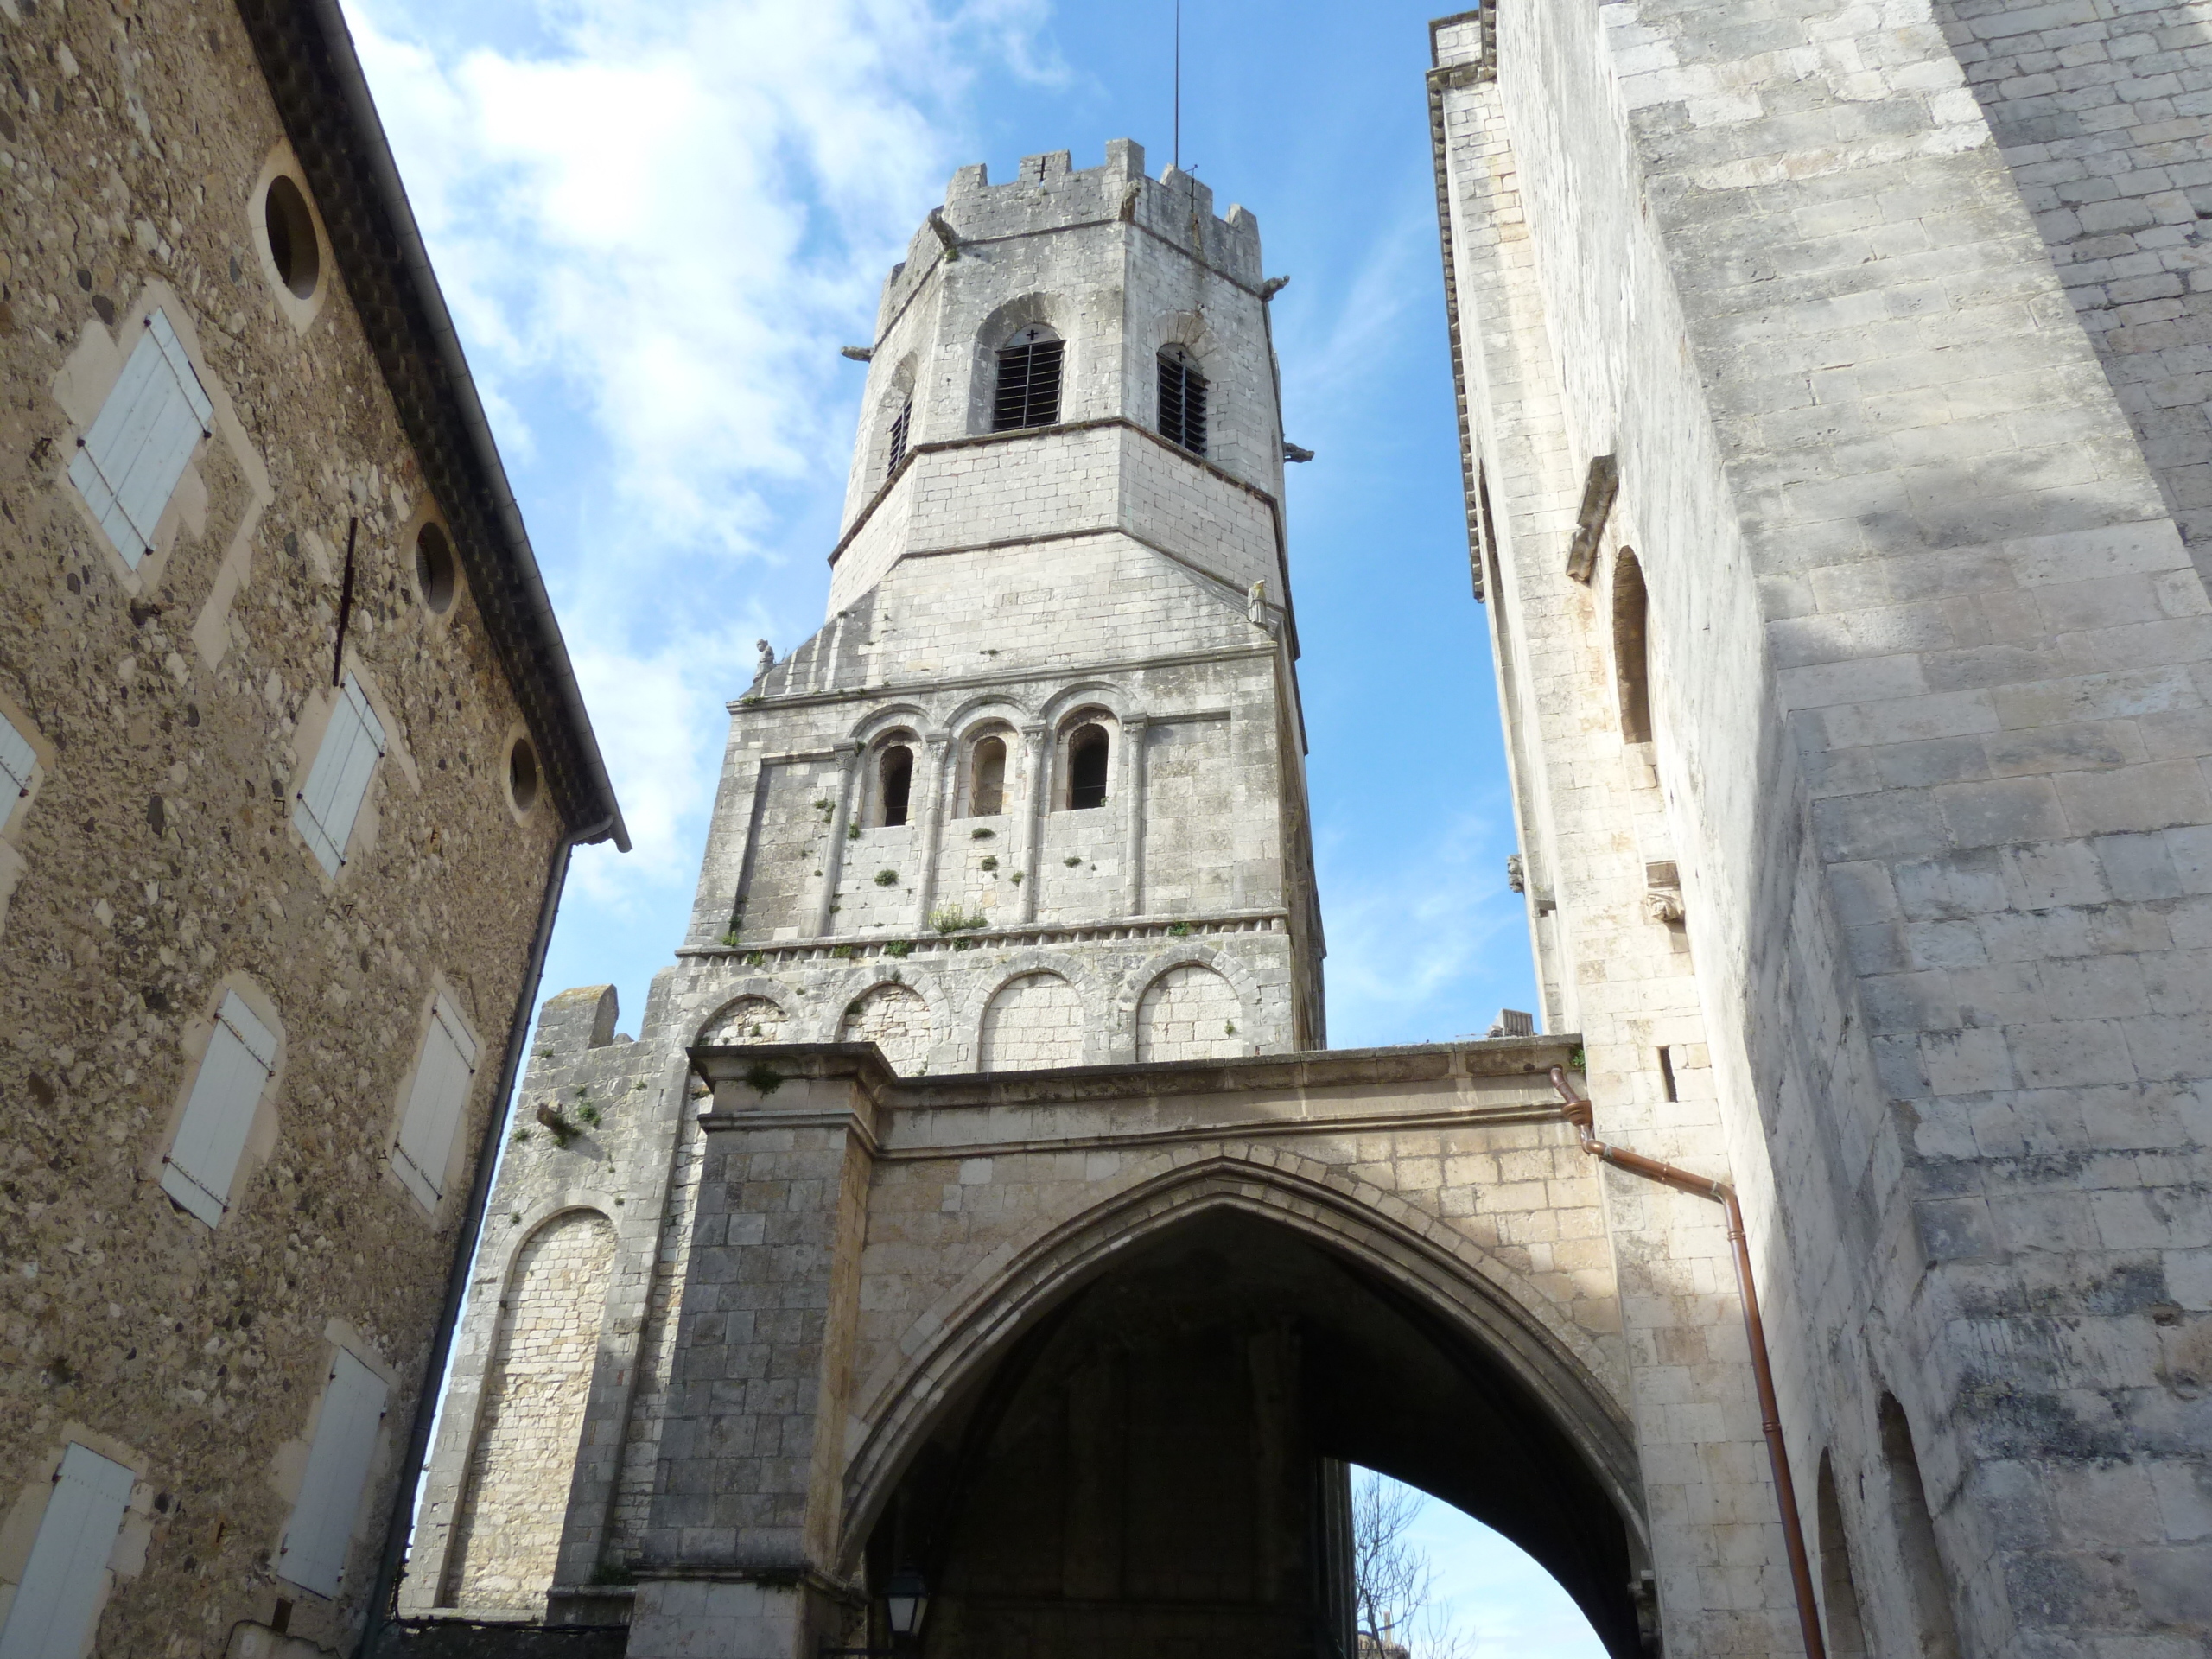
[1815,1452,1869,1658]
[1878,1395,1961,1659]
[886,397,912,478]
[1612,549,1652,745]
[1067,724,1109,810]
[878,745,912,827]
[970,735,1007,817]
[1158,345,1207,456]
[994,327,1062,430]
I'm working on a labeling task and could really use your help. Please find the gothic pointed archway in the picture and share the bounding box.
[840,1165,1650,1659]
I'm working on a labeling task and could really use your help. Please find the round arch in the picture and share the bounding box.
[957,950,1109,1069]
[691,976,804,1046]
[1110,944,1262,1059]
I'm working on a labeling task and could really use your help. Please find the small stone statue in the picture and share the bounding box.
[1247,579,1268,628]
[1505,853,1526,894]
[753,639,775,681]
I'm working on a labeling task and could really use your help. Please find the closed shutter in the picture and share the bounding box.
[67,308,213,568]
[0,1444,135,1659]
[292,676,386,877]
[391,995,480,1211]
[161,993,277,1227]
[278,1351,387,1599]
[0,711,35,834]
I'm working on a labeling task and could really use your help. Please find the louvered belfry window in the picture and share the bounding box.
[993,329,1063,431]
[887,397,913,476]
[1159,346,1207,456]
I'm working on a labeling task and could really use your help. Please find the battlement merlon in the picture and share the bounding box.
[874,139,1265,326]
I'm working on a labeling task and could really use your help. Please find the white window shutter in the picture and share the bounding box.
[0,711,35,835]
[278,1351,387,1599]
[0,1444,135,1659]
[67,308,211,568]
[391,995,480,1211]
[160,993,277,1227]
[291,676,387,877]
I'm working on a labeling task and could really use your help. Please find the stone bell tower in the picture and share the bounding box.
[672,137,1324,1069]
[401,141,1351,1646]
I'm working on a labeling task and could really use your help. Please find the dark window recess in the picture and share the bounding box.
[971,736,1007,817]
[1068,725,1109,810]
[887,397,912,476]
[880,746,913,827]
[1613,549,1653,745]
[1158,347,1207,455]
[994,334,1063,431]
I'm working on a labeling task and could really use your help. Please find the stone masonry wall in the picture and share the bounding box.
[1937,0,2212,563]
[976,971,1085,1071]
[1134,962,1243,1061]
[442,1210,617,1613]
[1436,37,1789,1653]
[1444,0,2212,1649]
[836,982,932,1075]
[405,983,684,1617]
[0,4,570,1653]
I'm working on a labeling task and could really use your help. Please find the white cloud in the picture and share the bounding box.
[1317,807,1534,1048]
[348,0,1054,562]
[341,0,1058,906]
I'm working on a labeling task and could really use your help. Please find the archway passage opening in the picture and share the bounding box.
[861,1210,1646,1659]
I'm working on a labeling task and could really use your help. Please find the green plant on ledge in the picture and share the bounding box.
[886,938,915,958]
[1168,921,1192,938]
[970,826,995,839]
[980,855,998,872]
[742,950,766,968]
[743,1062,785,1096]
[832,944,860,959]
[930,905,988,934]
[874,868,899,887]
[719,930,742,948]
[1065,855,1082,867]
[535,1103,582,1147]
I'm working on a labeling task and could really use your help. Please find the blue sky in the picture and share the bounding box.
[346,0,1578,1643]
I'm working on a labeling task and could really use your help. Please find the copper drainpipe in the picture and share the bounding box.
[1548,1066,1827,1659]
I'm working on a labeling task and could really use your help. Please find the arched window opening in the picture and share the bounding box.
[886,396,912,478]
[1158,345,1208,456]
[969,735,1007,817]
[994,327,1063,431]
[1815,1451,1869,1658]
[877,744,914,827]
[1878,1395,1961,1659]
[1612,549,1653,746]
[1067,723,1109,810]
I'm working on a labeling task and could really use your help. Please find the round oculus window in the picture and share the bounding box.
[507,736,541,817]
[264,175,320,300]
[415,522,456,614]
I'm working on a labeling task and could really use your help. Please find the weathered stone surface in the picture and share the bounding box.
[0,6,615,1655]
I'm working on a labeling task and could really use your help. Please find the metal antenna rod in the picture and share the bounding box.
[1173,0,1181,172]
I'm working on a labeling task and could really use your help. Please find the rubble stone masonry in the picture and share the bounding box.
[0,4,616,1656]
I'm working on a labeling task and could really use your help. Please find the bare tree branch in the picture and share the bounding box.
[1351,1471,1474,1659]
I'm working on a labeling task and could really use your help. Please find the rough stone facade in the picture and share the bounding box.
[403,35,2212,1648]
[1434,0,2212,1652]
[0,5,620,1657]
